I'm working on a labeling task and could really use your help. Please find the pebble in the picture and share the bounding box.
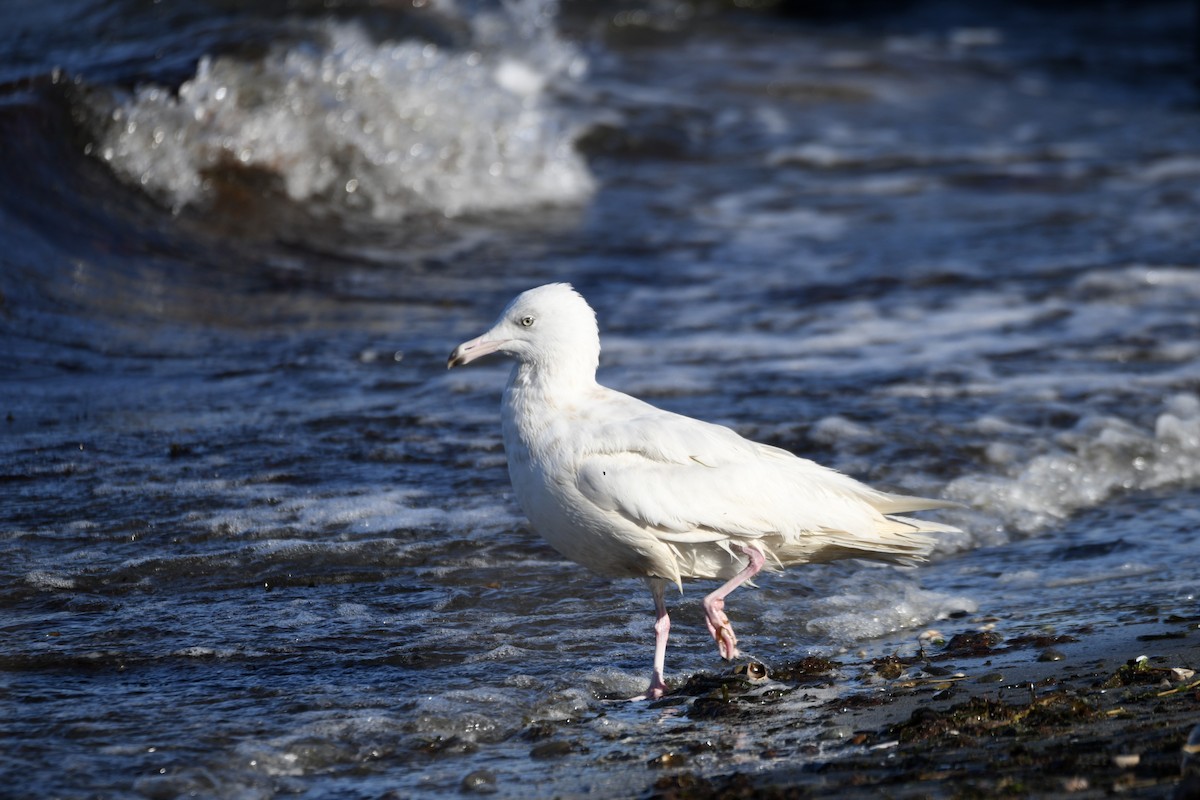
[460,769,497,794]
[647,752,687,768]
[819,726,854,741]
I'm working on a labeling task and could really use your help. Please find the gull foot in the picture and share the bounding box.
[703,599,740,660]
[630,676,670,701]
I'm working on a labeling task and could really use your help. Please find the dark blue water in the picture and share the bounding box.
[3,1,1199,797]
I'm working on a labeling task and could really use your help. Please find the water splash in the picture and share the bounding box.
[83,1,593,220]
[803,574,977,643]
[948,394,1200,537]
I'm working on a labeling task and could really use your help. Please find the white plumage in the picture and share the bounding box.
[448,283,958,699]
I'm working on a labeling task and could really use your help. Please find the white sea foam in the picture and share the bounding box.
[182,485,518,545]
[703,190,849,242]
[1137,155,1200,182]
[948,394,1200,537]
[803,575,977,643]
[809,415,878,446]
[580,666,650,699]
[411,688,523,741]
[24,571,76,590]
[766,138,1099,172]
[172,646,238,658]
[464,643,532,663]
[86,0,592,219]
[1044,563,1156,588]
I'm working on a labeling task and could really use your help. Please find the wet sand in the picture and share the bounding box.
[644,613,1200,799]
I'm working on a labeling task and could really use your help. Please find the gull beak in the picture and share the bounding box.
[447,334,507,369]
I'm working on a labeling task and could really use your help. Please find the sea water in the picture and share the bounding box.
[2,1,1198,797]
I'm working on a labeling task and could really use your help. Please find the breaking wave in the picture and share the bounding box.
[947,393,1200,538]
[82,0,594,220]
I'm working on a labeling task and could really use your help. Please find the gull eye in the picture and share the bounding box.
[519,315,535,328]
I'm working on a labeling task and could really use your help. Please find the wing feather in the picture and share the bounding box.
[573,390,954,555]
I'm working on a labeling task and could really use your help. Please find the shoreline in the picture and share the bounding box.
[644,611,1200,799]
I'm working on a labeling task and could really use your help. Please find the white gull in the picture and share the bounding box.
[448,283,959,700]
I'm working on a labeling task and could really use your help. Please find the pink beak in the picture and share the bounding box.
[447,334,508,369]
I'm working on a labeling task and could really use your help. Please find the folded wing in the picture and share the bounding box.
[575,401,955,565]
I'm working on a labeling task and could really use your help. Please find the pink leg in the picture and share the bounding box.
[631,579,671,701]
[702,544,765,660]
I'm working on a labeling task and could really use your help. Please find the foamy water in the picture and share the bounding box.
[3,1,1199,797]
[84,1,593,219]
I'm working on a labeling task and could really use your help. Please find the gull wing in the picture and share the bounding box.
[575,410,881,542]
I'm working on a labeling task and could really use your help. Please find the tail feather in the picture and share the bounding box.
[774,511,959,568]
[868,490,965,515]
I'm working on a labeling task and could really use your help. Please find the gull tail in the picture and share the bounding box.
[867,490,965,516]
[775,497,961,569]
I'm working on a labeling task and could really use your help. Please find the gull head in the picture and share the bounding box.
[447,283,600,377]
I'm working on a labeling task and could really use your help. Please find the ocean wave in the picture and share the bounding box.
[947,393,1200,538]
[81,0,593,220]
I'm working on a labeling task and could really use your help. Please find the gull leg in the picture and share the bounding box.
[631,578,671,701]
[702,544,765,660]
